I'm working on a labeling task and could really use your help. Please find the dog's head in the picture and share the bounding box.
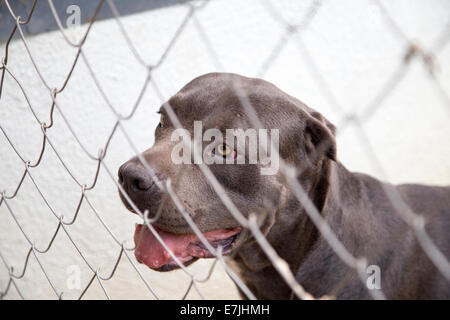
[118,73,336,271]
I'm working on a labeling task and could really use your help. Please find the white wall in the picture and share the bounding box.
[1,0,449,299]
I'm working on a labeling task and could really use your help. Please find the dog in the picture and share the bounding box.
[118,72,450,299]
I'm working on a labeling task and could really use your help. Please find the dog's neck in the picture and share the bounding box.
[236,159,371,274]
[236,158,332,270]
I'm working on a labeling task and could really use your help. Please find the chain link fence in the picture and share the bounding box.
[0,0,449,299]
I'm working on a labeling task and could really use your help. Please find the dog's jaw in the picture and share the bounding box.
[133,224,242,270]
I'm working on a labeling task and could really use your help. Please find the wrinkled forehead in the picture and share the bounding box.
[163,94,248,131]
[161,75,307,132]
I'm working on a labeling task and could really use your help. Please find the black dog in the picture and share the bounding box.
[118,73,450,299]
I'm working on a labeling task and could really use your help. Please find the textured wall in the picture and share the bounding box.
[1,0,449,299]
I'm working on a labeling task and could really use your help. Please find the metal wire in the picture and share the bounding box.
[0,0,449,300]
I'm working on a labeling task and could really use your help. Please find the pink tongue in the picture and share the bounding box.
[134,224,194,269]
[134,224,241,269]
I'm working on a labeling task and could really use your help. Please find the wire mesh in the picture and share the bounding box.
[0,0,449,300]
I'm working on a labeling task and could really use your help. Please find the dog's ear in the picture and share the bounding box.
[304,112,337,162]
[302,111,336,213]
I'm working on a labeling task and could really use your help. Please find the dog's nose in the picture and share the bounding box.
[118,162,155,194]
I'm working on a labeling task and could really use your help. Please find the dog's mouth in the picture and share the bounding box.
[134,224,242,271]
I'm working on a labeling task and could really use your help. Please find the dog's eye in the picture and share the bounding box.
[214,144,235,158]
